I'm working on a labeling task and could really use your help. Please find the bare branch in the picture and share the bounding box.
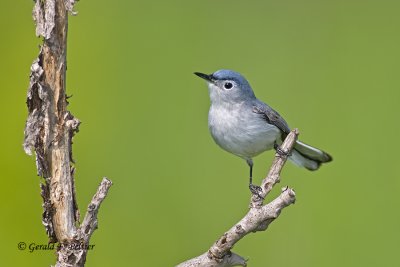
[80,178,113,241]
[176,129,299,267]
[251,128,299,208]
[24,1,112,266]
[55,178,113,267]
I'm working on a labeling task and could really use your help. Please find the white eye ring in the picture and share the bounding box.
[224,82,233,89]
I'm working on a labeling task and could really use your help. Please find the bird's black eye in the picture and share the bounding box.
[224,82,233,89]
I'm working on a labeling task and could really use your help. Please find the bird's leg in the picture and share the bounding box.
[274,141,292,157]
[249,160,253,185]
[246,159,263,199]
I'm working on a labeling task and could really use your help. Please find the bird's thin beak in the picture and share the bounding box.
[194,72,214,83]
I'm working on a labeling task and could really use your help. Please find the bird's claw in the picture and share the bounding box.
[274,142,292,157]
[249,184,264,200]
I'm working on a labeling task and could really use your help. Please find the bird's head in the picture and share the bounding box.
[194,69,256,105]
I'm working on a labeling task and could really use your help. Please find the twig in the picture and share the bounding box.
[80,178,113,240]
[177,129,299,267]
[55,178,113,267]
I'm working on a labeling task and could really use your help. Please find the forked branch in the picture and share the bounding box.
[24,1,112,266]
[177,129,299,267]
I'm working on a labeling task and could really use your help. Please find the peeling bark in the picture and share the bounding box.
[24,1,112,266]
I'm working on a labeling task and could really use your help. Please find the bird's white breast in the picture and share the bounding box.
[208,104,281,159]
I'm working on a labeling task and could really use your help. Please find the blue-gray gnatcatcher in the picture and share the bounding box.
[194,69,332,194]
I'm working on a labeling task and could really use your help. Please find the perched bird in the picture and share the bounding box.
[194,69,332,195]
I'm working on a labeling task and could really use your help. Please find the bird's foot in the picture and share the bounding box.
[274,142,292,157]
[249,184,264,200]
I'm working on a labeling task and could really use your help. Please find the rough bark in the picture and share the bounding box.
[177,129,299,267]
[24,1,112,266]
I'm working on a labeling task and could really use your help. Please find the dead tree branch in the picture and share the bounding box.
[177,129,299,267]
[23,1,112,266]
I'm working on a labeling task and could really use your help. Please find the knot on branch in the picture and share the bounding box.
[65,112,80,133]
[65,0,78,15]
[235,224,245,235]
[280,186,296,205]
[207,249,223,263]
[255,219,274,232]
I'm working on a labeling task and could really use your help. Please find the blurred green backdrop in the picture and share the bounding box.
[1,0,399,266]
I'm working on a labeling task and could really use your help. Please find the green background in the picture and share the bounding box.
[1,0,399,266]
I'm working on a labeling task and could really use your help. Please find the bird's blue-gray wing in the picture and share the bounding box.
[253,100,332,169]
[252,100,290,136]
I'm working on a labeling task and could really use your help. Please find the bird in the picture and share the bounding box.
[194,69,332,195]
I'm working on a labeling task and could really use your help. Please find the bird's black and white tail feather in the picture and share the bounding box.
[289,140,332,171]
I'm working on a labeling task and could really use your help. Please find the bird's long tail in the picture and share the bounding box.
[289,140,332,171]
